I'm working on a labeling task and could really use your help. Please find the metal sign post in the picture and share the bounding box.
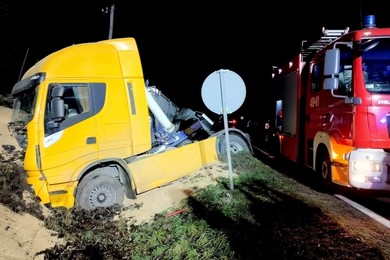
[218,70,235,189]
[201,69,246,190]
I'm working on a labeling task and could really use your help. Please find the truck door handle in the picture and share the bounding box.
[324,113,331,124]
[86,137,96,144]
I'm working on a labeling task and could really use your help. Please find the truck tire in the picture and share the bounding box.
[75,175,125,210]
[316,150,333,190]
[217,133,251,155]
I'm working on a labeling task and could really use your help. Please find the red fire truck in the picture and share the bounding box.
[270,15,390,191]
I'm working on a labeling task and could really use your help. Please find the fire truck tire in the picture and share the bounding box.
[76,175,125,210]
[217,134,251,155]
[317,152,332,187]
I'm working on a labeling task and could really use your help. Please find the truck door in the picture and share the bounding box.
[305,50,354,168]
[305,63,325,166]
[41,83,105,174]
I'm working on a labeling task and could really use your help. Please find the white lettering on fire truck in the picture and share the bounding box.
[310,96,320,108]
[377,99,390,105]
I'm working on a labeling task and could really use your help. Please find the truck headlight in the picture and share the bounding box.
[351,175,382,183]
[352,161,381,172]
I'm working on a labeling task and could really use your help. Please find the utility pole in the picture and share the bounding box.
[102,4,115,39]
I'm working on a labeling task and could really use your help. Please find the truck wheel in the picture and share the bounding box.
[217,134,250,155]
[76,175,124,210]
[316,151,333,189]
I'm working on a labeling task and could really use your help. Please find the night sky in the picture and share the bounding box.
[1,0,389,122]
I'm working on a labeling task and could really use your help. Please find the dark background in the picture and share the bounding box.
[0,0,389,123]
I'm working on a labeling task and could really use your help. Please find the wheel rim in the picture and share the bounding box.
[321,160,330,181]
[88,184,116,208]
[230,143,243,154]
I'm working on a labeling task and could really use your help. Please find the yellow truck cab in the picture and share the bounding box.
[9,37,253,209]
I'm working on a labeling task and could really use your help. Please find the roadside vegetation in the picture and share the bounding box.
[0,148,388,259]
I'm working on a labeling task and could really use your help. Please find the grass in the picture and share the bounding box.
[40,153,387,259]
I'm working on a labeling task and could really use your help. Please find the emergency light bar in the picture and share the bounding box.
[364,15,376,28]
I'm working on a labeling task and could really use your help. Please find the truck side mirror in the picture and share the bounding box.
[51,85,65,120]
[324,78,338,90]
[47,85,65,128]
[51,98,65,121]
[324,48,340,90]
[324,49,340,75]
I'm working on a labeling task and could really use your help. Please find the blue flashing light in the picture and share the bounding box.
[364,15,376,28]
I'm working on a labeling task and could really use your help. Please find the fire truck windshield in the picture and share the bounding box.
[362,38,390,94]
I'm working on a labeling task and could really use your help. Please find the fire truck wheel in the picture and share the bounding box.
[317,152,332,186]
[217,134,251,155]
[76,175,125,210]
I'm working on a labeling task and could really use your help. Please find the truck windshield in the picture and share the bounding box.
[362,38,390,94]
[9,85,38,150]
[12,86,38,124]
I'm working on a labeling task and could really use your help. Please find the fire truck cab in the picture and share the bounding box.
[271,15,390,191]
